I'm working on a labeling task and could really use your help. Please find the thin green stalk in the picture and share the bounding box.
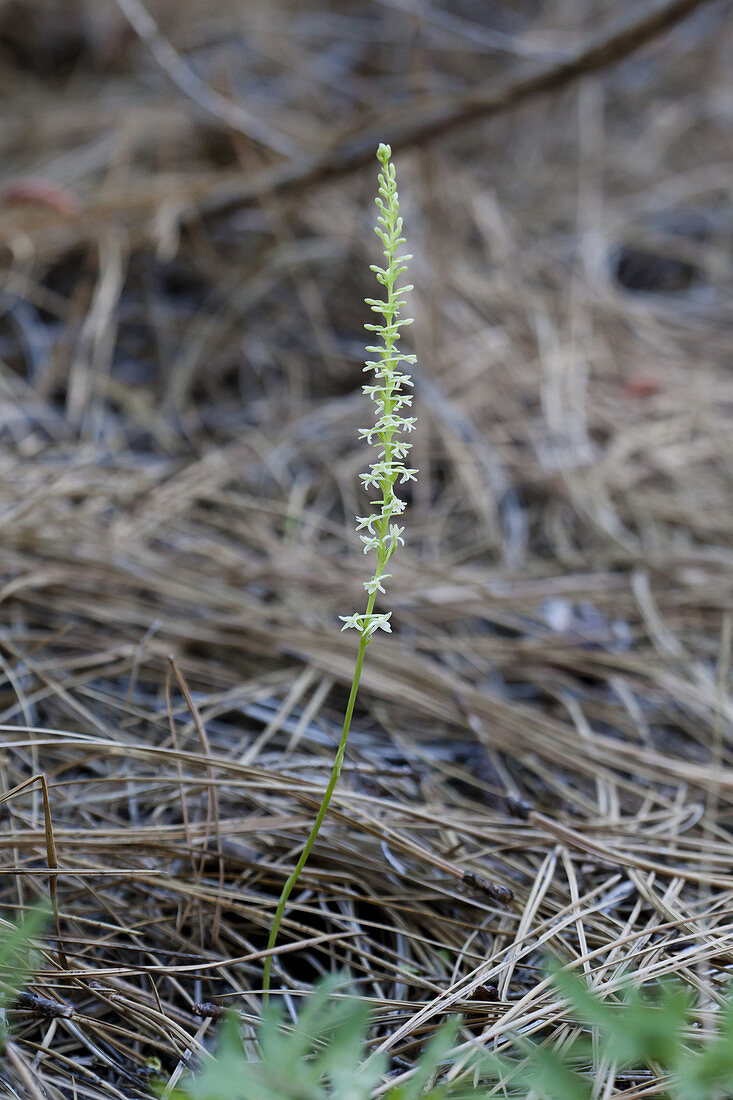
[262,602,373,1003]
[262,143,415,1005]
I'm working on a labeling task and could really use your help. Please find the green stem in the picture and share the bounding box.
[262,607,374,1004]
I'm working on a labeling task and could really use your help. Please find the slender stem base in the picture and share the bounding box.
[262,628,371,1004]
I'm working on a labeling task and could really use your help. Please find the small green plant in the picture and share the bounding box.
[168,969,733,1100]
[482,966,733,1099]
[163,975,464,1100]
[0,906,48,1050]
[262,143,417,1001]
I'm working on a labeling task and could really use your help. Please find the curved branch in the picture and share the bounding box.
[115,0,296,156]
[200,0,720,219]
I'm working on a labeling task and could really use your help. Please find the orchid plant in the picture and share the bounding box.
[263,144,417,1001]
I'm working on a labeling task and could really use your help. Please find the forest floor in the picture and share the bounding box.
[0,0,732,1095]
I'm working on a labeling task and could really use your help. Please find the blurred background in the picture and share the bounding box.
[1,0,731,557]
[2,0,732,678]
[1,0,733,1091]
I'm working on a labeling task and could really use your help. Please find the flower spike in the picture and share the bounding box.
[263,145,417,1003]
[340,142,417,641]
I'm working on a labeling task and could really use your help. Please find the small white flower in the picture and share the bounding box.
[359,471,379,490]
[362,612,392,636]
[374,497,405,516]
[390,443,412,461]
[338,611,393,636]
[375,415,401,432]
[364,573,391,595]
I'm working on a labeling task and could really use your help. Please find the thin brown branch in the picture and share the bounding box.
[114,0,296,156]
[201,0,720,219]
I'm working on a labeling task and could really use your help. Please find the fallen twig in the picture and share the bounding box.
[114,0,296,156]
[200,0,719,219]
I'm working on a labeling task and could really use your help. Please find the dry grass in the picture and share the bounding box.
[0,0,732,1095]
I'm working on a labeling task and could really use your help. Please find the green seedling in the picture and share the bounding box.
[0,906,48,1051]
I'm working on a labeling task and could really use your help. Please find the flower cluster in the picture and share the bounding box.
[339,144,417,642]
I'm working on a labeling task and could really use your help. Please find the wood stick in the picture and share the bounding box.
[200,0,720,220]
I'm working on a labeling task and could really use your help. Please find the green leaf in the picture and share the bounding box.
[0,905,49,1051]
[551,965,693,1067]
[163,966,733,1100]
[182,1013,253,1100]
[388,1016,462,1100]
[674,999,733,1100]
[513,1039,593,1100]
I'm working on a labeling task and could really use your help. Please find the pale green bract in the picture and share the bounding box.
[339,141,417,642]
